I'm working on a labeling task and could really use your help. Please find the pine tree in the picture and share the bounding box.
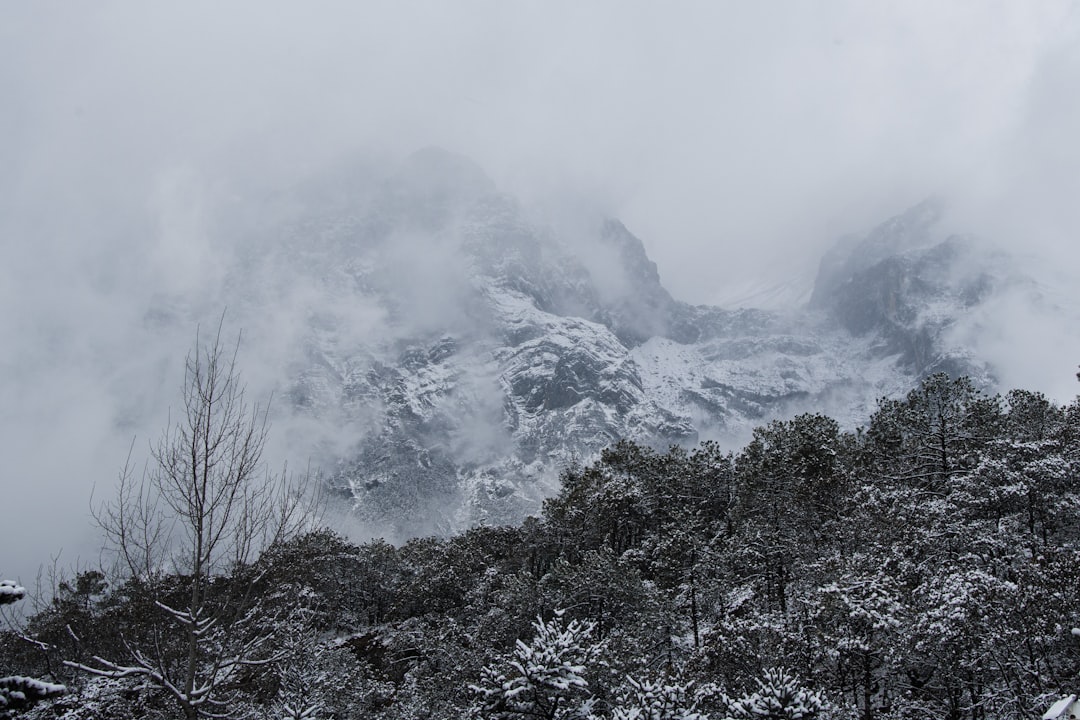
[471,611,604,720]
[724,669,825,720]
[866,373,1001,489]
[611,675,714,720]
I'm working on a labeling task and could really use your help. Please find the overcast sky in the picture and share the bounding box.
[3,1,1080,583]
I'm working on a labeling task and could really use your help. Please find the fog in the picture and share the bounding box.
[3,1,1080,586]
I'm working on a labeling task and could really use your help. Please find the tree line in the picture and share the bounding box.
[3,335,1080,719]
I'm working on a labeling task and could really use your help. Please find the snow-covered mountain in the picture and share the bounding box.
[209,149,1026,537]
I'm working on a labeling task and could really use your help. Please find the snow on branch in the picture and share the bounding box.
[0,676,67,713]
[471,610,604,719]
[0,580,26,606]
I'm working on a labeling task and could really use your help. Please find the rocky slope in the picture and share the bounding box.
[218,149,1020,537]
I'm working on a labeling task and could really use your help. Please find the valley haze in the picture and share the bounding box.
[2,2,1080,589]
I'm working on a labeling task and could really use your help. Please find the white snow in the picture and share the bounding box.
[1044,695,1077,720]
[0,580,26,605]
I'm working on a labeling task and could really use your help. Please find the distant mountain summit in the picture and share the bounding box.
[809,197,1005,378]
[213,149,1018,538]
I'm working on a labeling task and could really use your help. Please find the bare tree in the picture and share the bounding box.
[66,321,316,719]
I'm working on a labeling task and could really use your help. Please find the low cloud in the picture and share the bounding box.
[3,1,1080,583]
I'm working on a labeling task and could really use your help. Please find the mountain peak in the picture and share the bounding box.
[811,196,945,305]
[228,158,1013,536]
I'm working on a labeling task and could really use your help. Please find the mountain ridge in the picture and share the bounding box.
[194,149,1021,537]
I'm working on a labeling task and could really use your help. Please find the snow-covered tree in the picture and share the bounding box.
[724,669,825,720]
[866,373,1001,489]
[810,571,904,720]
[471,611,604,720]
[64,324,315,720]
[611,676,715,720]
[275,639,375,720]
[730,413,847,614]
[1,580,66,718]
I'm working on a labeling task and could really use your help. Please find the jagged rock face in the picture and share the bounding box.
[810,199,1000,378]
[228,150,1011,537]
[811,197,945,302]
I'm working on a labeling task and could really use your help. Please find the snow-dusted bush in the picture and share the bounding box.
[471,611,604,719]
[611,675,716,720]
[724,669,825,720]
